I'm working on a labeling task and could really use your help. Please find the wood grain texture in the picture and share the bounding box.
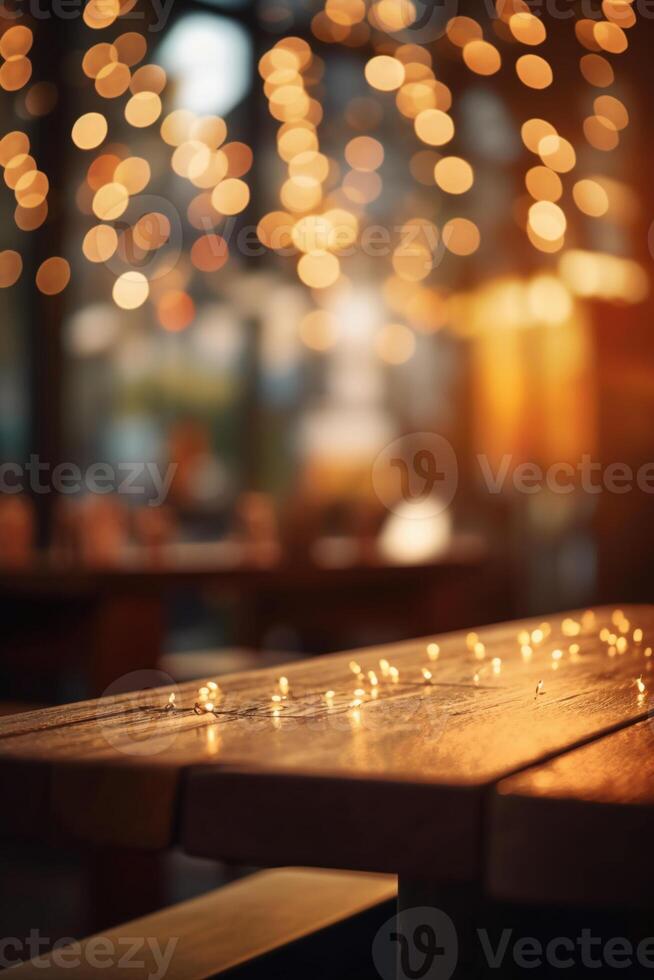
[488,718,654,906]
[8,868,397,978]
[0,606,651,876]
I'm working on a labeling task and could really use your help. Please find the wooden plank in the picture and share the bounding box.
[488,718,654,906]
[8,868,397,978]
[0,606,651,876]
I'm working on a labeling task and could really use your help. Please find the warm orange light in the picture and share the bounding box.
[0,249,23,288]
[36,257,70,296]
[113,271,149,309]
[434,157,474,194]
[72,113,108,151]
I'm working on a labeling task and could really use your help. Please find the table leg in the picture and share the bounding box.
[394,879,654,979]
[391,878,487,980]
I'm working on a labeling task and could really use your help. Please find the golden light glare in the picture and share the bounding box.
[344,136,384,171]
[4,153,36,189]
[528,200,567,241]
[594,20,628,53]
[82,43,118,80]
[278,126,318,162]
[0,53,32,92]
[434,157,474,194]
[326,0,366,26]
[604,0,636,28]
[92,182,129,221]
[370,0,416,32]
[392,242,432,282]
[211,178,250,215]
[324,208,358,251]
[509,12,546,45]
[0,249,23,288]
[414,108,454,146]
[189,151,228,189]
[594,94,629,130]
[83,0,120,30]
[172,140,210,179]
[299,309,339,350]
[87,153,121,191]
[521,118,557,154]
[114,32,148,67]
[292,213,333,253]
[280,176,322,213]
[0,131,29,166]
[113,271,149,309]
[364,55,405,91]
[583,114,619,151]
[191,116,228,151]
[125,92,162,128]
[538,135,577,173]
[446,16,483,47]
[131,64,167,96]
[161,109,196,147]
[36,257,71,296]
[297,250,340,288]
[82,224,119,263]
[95,61,131,99]
[342,170,382,204]
[132,212,171,251]
[463,40,502,76]
[516,54,553,89]
[442,218,480,256]
[14,169,49,208]
[157,290,196,331]
[375,322,416,364]
[257,210,294,250]
[114,156,151,195]
[289,149,329,183]
[573,179,610,217]
[15,200,47,231]
[580,52,615,87]
[0,26,33,59]
[525,166,562,202]
[190,234,229,272]
[72,113,108,150]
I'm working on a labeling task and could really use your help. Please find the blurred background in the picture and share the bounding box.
[0,0,652,708]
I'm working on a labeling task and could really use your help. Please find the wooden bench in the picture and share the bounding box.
[8,868,397,977]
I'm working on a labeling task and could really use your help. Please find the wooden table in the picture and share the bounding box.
[0,537,494,696]
[0,605,652,974]
[489,718,654,907]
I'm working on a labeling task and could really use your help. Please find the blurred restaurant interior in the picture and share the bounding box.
[1,0,654,961]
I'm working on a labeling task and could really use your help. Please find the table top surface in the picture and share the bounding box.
[488,716,654,905]
[1,604,651,882]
